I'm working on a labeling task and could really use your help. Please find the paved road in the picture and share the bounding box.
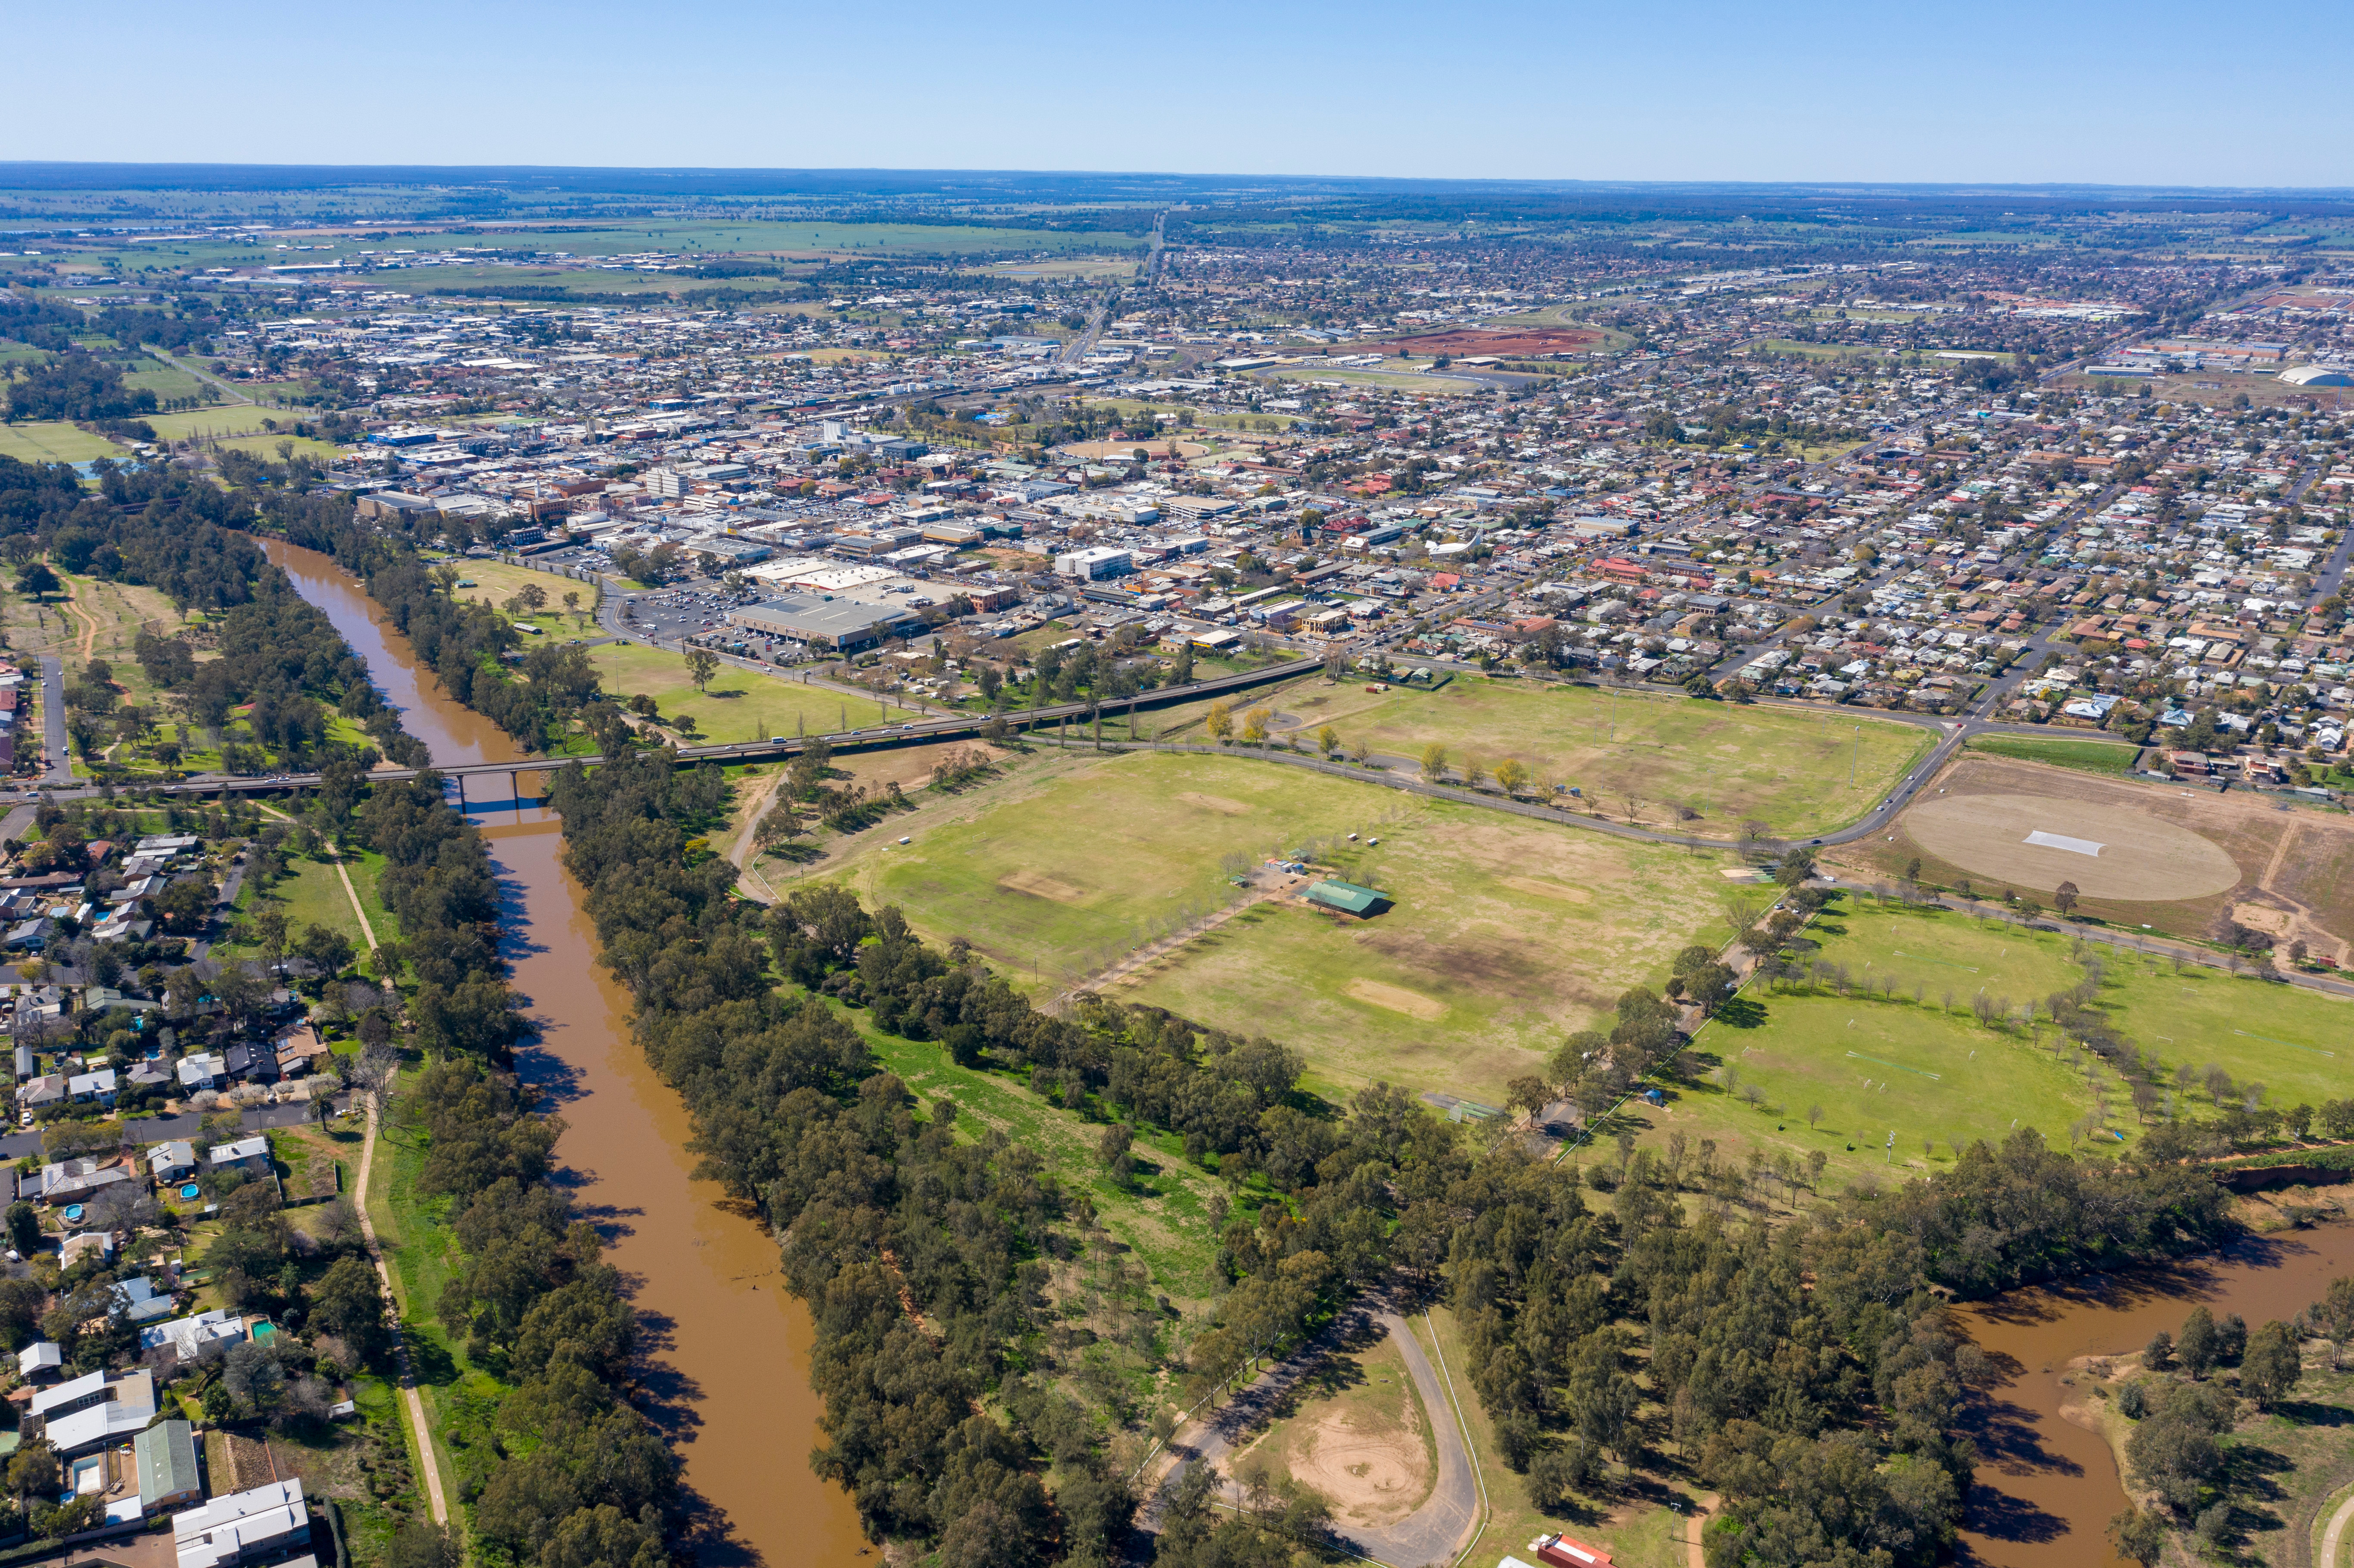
[2321,1483,2354,1568]
[40,655,70,786]
[1146,1292,1479,1566]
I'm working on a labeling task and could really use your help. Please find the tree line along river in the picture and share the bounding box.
[266,537,2354,1568]
[266,541,868,1567]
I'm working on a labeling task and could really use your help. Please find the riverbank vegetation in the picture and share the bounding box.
[2097,1278,2354,1567]
[202,514,2354,1568]
[0,477,688,1568]
[543,736,2264,1568]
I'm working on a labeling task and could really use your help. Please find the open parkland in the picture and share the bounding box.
[731,650,2354,1195]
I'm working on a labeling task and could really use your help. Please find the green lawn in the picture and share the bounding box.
[366,1080,504,1530]
[836,750,1734,1101]
[1158,675,1932,839]
[584,643,897,744]
[1966,734,2142,777]
[1625,899,2354,1192]
[1678,989,2114,1183]
[141,407,283,442]
[2101,958,2350,1110]
[121,359,221,405]
[0,420,125,464]
[1795,900,2087,1011]
[862,1021,1229,1313]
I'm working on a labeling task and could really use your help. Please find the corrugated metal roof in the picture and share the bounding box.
[138,1419,200,1506]
[1302,879,1389,915]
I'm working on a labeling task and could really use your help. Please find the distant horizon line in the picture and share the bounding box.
[2,162,2352,199]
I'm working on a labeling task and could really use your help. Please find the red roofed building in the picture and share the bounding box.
[1535,1534,1615,1568]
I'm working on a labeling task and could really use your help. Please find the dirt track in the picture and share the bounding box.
[1871,753,2354,960]
[1901,790,2242,900]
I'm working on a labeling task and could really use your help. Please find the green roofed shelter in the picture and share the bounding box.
[1302,879,1392,917]
[136,1417,201,1513]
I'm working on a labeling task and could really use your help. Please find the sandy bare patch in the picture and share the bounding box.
[1900,792,2240,900]
[1176,791,1253,816]
[1286,1407,1431,1528]
[1502,876,1591,903]
[999,869,1086,902]
[1344,978,1446,1020]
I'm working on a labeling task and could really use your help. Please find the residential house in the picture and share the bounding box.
[136,1419,203,1514]
[34,1366,157,1456]
[172,1480,312,1568]
[16,1340,62,1380]
[68,1067,118,1106]
[110,1276,176,1324]
[34,1156,135,1208]
[140,1307,248,1362]
[273,1025,331,1080]
[178,1054,227,1092]
[209,1136,271,1176]
[147,1141,198,1183]
[18,1072,66,1113]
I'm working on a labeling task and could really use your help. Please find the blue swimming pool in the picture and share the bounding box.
[180,1183,202,1200]
[61,1204,82,1224]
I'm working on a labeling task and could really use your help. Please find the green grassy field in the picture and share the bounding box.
[229,853,380,964]
[583,644,897,743]
[2101,958,2349,1110]
[1966,733,2142,777]
[366,1076,505,1526]
[0,420,124,463]
[1619,899,2354,1191]
[837,750,1734,1100]
[862,1020,1228,1313]
[121,358,221,405]
[141,407,284,442]
[443,559,597,624]
[1158,676,1932,839]
[1681,991,2114,1181]
[1796,900,2088,1011]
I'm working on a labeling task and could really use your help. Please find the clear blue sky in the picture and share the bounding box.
[15,0,2352,186]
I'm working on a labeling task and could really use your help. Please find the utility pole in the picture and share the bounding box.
[1851,724,1860,787]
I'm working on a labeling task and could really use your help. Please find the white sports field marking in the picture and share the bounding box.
[2234,1028,2335,1059]
[2024,830,2104,856]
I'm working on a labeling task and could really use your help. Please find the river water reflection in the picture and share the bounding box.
[1957,1225,2354,1568]
[266,542,866,1566]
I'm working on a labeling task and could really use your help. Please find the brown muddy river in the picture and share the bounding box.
[267,542,866,1567]
[1958,1224,2354,1568]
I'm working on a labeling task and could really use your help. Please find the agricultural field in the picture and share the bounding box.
[1158,675,1931,839]
[583,643,896,744]
[838,750,1735,1101]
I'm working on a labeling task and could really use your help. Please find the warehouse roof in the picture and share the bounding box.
[728,594,922,648]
